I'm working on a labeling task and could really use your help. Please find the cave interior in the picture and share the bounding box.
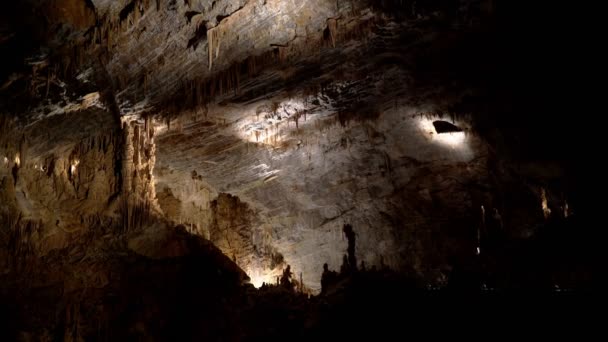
[0,0,593,340]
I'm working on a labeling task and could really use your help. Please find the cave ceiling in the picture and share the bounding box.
[0,0,581,293]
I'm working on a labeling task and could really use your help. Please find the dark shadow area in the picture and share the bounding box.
[0,218,598,340]
[433,120,463,133]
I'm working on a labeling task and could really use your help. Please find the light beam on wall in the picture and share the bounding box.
[418,118,466,147]
[246,267,275,288]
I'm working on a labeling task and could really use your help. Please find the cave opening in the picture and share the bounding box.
[432,120,463,134]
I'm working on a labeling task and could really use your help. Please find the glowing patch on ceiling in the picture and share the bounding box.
[235,99,309,147]
[418,118,466,147]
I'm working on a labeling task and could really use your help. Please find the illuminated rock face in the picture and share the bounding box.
[83,0,341,112]
[2,0,560,296]
[0,110,121,237]
[0,0,517,293]
[1,1,587,339]
[153,87,487,291]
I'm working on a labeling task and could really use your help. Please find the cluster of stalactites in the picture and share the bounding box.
[167,7,384,118]
[66,132,122,184]
[120,116,159,232]
[0,211,44,274]
[49,0,153,83]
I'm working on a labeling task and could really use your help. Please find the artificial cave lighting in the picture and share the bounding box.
[437,131,466,147]
[0,0,585,338]
[70,159,80,175]
[417,117,467,147]
[246,267,275,288]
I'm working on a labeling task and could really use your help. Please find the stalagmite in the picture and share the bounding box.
[541,187,551,219]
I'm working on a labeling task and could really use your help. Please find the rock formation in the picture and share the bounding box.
[0,0,590,339]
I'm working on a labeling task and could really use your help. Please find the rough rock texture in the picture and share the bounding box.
[1,1,589,337]
[1,109,121,254]
[153,81,495,290]
[1,0,572,293]
[146,3,543,291]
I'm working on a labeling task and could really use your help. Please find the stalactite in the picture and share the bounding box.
[327,18,339,48]
[294,111,299,130]
[133,124,140,166]
[234,64,240,95]
[247,55,256,77]
[45,67,51,98]
[144,116,149,140]
[164,9,383,120]
[134,2,141,23]
[275,46,287,62]
[215,30,221,59]
[208,27,220,70]
[219,72,223,95]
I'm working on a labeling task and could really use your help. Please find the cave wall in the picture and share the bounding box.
[153,86,497,291]
[0,1,589,339]
[0,108,121,259]
[153,94,561,293]
[0,0,576,295]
